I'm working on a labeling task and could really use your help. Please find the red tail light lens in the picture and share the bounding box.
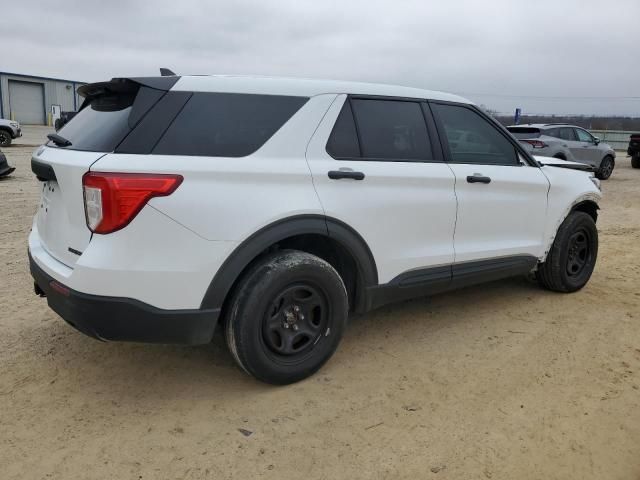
[523,139,548,149]
[82,172,183,234]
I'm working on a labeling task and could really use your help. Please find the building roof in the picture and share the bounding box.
[0,71,86,84]
[172,75,471,103]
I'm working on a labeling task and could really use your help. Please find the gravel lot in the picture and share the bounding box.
[1,131,639,479]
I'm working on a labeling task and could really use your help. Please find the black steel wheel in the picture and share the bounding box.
[537,211,598,293]
[565,228,592,278]
[596,155,614,180]
[225,250,348,384]
[0,130,12,148]
[262,283,329,359]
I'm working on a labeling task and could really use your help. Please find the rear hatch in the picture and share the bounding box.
[32,77,177,267]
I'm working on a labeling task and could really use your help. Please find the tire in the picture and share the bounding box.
[596,155,614,180]
[631,155,640,169]
[0,130,12,148]
[537,211,598,293]
[553,153,566,160]
[224,250,348,385]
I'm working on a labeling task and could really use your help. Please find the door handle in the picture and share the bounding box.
[467,174,491,184]
[328,170,365,180]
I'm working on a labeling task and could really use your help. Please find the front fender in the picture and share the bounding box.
[541,192,601,262]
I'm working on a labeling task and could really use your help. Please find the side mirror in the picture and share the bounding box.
[593,136,600,145]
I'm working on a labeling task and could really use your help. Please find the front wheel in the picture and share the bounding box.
[224,250,348,384]
[631,155,640,169]
[0,130,12,147]
[596,155,614,180]
[537,211,598,293]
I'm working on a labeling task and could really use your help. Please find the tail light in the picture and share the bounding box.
[82,172,183,234]
[522,140,548,149]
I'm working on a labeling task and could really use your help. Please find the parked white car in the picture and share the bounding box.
[0,118,21,147]
[29,75,602,384]
[507,124,616,180]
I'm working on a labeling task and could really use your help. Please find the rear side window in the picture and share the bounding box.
[327,98,433,161]
[350,99,432,160]
[326,101,360,158]
[53,94,135,152]
[507,127,540,139]
[544,128,560,138]
[432,104,518,165]
[153,93,307,157]
[558,127,576,141]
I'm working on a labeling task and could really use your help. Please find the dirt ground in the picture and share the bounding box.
[1,134,639,480]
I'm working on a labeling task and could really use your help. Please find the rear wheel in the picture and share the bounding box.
[596,155,614,180]
[537,211,598,293]
[631,155,640,169]
[0,130,12,147]
[224,250,348,384]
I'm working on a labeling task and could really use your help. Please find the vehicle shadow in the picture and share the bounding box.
[30,275,544,405]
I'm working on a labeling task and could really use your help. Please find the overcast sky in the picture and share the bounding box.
[3,0,639,115]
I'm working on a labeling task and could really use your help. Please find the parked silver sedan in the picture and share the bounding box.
[507,123,616,179]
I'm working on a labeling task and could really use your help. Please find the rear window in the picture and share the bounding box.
[152,93,308,157]
[506,127,540,139]
[52,94,135,152]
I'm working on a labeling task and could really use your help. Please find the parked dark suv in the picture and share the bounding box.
[628,134,640,169]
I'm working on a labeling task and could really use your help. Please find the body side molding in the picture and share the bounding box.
[365,255,537,311]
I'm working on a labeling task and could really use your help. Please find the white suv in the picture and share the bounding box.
[29,75,602,384]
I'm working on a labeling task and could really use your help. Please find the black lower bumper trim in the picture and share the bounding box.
[29,251,220,345]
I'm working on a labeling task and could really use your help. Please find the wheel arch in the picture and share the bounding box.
[600,153,615,167]
[541,197,600,262]
[200,214,378,315]
[571,199,599,222]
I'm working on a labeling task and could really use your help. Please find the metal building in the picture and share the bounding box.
[0,72,85,125]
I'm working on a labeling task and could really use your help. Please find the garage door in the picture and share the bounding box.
[9,80,45,125]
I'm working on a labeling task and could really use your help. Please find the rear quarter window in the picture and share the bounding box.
[152,93,308,157]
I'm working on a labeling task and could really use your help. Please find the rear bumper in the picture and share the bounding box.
[0,152,15,177]
[29,250,220,345]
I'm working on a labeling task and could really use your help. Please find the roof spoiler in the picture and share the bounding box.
[77,76,181,99]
